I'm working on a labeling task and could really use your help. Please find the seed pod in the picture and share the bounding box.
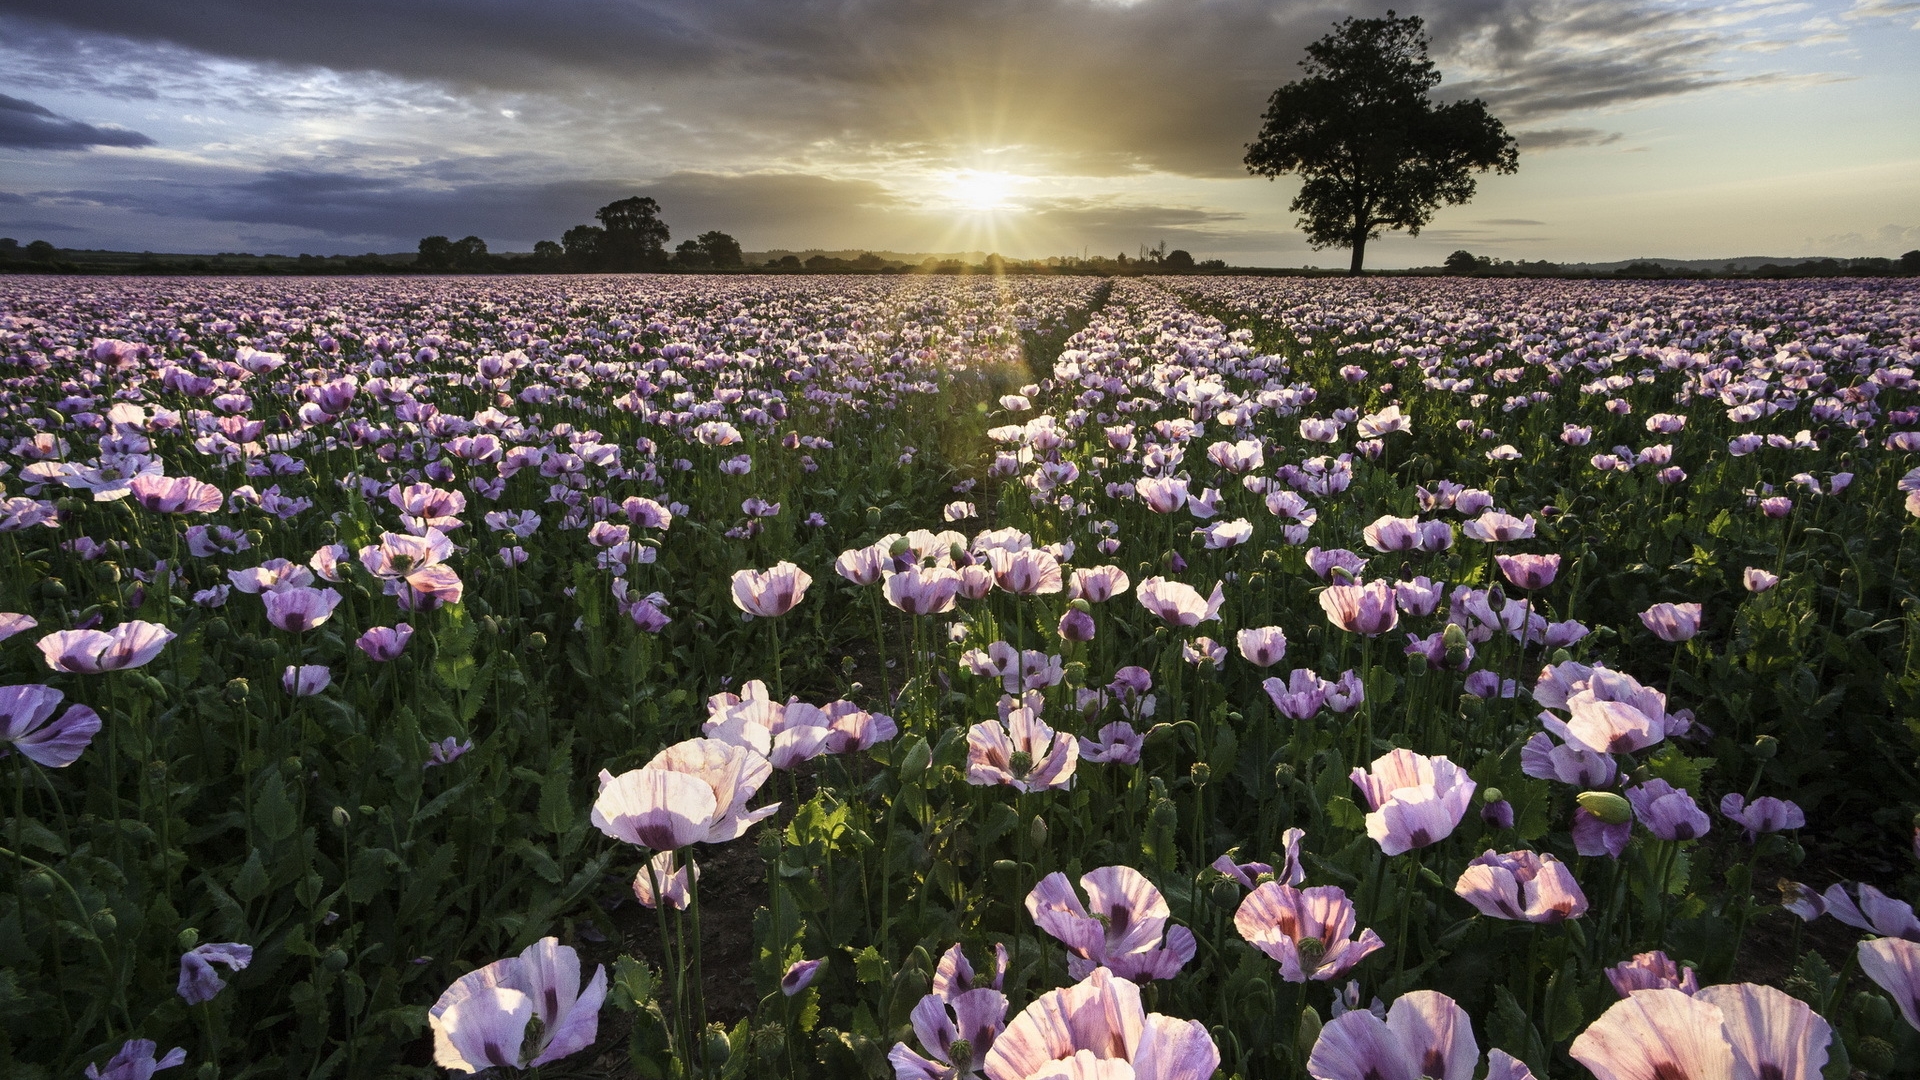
[1577,791,1633,825]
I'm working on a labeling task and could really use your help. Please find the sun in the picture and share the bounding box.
[943,170,1022,212]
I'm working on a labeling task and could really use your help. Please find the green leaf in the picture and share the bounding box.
[1327,795,1367,831]
[851,945,891,986]
[233,848,269,903]
[254,775,297,843]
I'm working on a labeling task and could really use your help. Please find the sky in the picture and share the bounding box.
[0,0,1916,268]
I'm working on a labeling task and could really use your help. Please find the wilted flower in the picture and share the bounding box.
[177,942,253,1004]
[1026,866,1197,981]
[0,684,101,768]
[429,938,607,1072]
[632,851,697,910]
[425,736,474,768]
[1235,882,1384,982]
[1606,951,1699,997]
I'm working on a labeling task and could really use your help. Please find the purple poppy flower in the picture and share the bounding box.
[1496,554,1560,591]
[1,684,101,768]
[1719,793,1805,840]
[632,851,697,911]
[593,737,778,850]
[1462,511,1536,542]
[0,613,37,643]
[1235,882,1384,983]
[38,620,176,673]
[1068,565,1131,603]
[429,937,607,1071]
[1214,829,1305,891]
[966,707,1078,793]
[1306,990,1497,1080]
[1351,749,1476,856]
[178,942,253,1004]
[1320,581,1399,637]
[885,566,963,615]
[128,474,223,515]
[1362,515,1422,552]
[1078,721,1143,765]
[1544,667,1680,755]
[931,942,1008,1000]
[982,968,1217,1080]
[1860,937,1920,1032]
[1056,605,1096,642]
[262,586,342,632]
[1640,602,1702,642]
[781,958,823,996]
[1326,669,1365,713]
[85,1040,187,1080]
[1026,866,1197,982]
[356,623,414,661]
[1606,951,1699,997]
[281,664,331,697]
[1572,808,1632,859]
[1394,577,1445,616]
[987,548,1064,596]
[1305,547,1368,581]
[1821,883,1920,940]
[891,987,1009,1080]
[1264,669,1329,721]
[1236,626,1288,667]
[425,736,474,769]
[1454,850,1587,923]
[1519,733,1617,787]
[1626,780,1711,841]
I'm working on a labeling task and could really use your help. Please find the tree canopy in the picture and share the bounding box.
[1245,12,1517,275]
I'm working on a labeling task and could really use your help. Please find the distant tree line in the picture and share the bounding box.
[416,196,742,274]
[1441,248,1920,280]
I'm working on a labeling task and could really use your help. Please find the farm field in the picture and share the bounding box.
[2,272,1919,1078]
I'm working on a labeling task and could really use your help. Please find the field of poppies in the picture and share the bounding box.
[2,271,1918,1080]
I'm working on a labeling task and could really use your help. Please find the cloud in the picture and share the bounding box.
[0,0,1840,178]
[1478,217,1546,225]
[1514,127,1622,149]
[0,92,153,149]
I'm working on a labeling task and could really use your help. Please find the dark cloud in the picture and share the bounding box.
[1514,127,1622,150]
[0,0,1808,177]
[0,91,153,148]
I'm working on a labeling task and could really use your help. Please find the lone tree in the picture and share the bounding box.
[1246,12,1517,275]
[596,196,671,271]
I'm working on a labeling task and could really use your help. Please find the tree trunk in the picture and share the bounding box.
[1348,224,1368,276]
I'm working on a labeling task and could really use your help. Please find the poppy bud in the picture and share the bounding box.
[41,578,68,600]
[1550,647,1573,665]
[323,948,349,972]
[1577,790,1633,825]
[224,678,250,704]
[1329,565,1355,585]
[1211,879,1242,910]
[1029,816,1048,848]
[866,506,883,528]
[92,909,118,936]
[178,927,200,951]
[1190,762,1211,786]
[1296,1006,1322,1064]
[704,1026,733,1066]
[1406,653,1429,676]
[991,859,1019,893]
[1482,797,1513,830]
[22,870,55,901]
[1486,584,1506,608]
[56,496,87,513]
[526,631,547,652]
[331,806,352,828]
[888,537,913,559]
[950,542,969,566]
[1748,735,1778,759]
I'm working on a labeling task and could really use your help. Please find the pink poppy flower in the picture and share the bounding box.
[1350,749,1476,856]
[891,986,1009,1080]
[1135,577,1224,626]
[39,621,177,673]
[731,561,812,617]
[1320,581,1399,637]
[1640,602,1702,642]
[982,968,1217,1080]
[1235,882,1384,982]
[1461,511,1536,543]
[966,706,1077,793]
[1236,626,1288,667]
[593,737,777,849]
[1570,985,1828,1080]
[281,665,331,697]
[356,624,414,662]
[1026,866,1197,981]
[262,586,342,632]
[1068,565,1130,602]
[429,938,607,1072]
[1606,951,1699,997]
[987,548,1064,596]
[1495,554,1559,590]
[128,474,223,514]
[1306,990,1495,1080]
